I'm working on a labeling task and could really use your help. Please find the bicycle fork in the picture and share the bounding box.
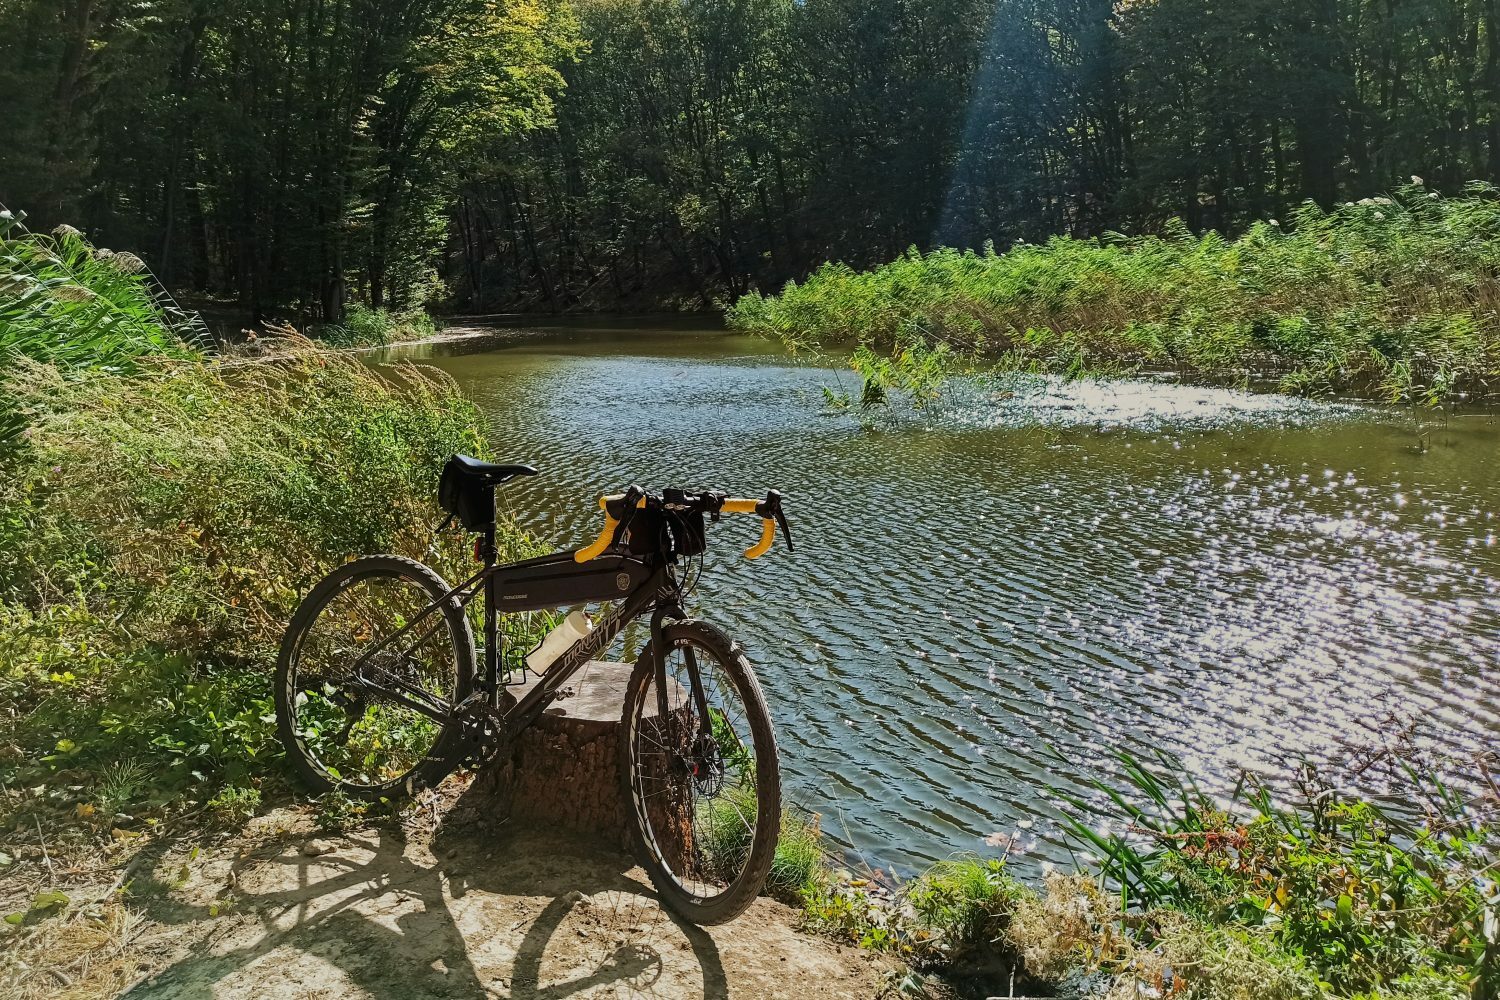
[651,602,717,780]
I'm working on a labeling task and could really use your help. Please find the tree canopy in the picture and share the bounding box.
[2,0,1497,318]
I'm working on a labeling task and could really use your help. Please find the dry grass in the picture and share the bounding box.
[1,891,144,999]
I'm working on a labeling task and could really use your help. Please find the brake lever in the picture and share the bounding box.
[758,489,795,554]
[775,507,795,553]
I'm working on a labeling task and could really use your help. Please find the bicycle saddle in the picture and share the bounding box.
[449,454,538,485]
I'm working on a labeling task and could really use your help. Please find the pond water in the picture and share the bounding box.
[386,318,1500,873]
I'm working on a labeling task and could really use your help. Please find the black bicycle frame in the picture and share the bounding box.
[346,521,689,743]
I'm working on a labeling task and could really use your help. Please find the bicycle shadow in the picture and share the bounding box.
[125,821,728,999]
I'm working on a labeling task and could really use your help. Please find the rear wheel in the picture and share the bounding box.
[621,621,781,924]
[275,555,474,798]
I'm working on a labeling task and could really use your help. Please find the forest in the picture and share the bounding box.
[5,0,1500,321]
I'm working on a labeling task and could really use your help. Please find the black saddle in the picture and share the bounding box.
[448,454,538,486]
[439,455,538,529]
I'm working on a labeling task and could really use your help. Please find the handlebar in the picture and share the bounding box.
[573,489,792,563]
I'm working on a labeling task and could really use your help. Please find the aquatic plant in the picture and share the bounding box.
[730,185,1500,405]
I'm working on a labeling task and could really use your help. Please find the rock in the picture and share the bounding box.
[564,890,589,906]
[301,839,335,857]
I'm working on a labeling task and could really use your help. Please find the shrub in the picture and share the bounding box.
[321,304,438,348]
[730,185,1500,404]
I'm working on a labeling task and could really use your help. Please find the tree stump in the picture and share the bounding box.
[458,661,695,868]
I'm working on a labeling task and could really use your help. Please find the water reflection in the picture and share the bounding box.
[387,323,1500,872]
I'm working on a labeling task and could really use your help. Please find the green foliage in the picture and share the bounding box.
[907,857,1026,958]
[1053,748,1497,998]
[691,798,846,910]
[0,327,504,808]
[0,0,579,320]
[730,187,1500,404]
[320,304,438,348]
[767,806,828,899]
[206,785,263,827]
[800,855,1029,964]
[791,747,1495,998]
[0,217,204,374]
[10,0,1500,315]
[314,789,371,832]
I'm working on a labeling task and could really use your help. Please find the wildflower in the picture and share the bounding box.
[1357,198,1374,206]
[1429,192,1440,200]
[1268,219,1280,227]
[1373,212,1386,220]
[1373,197,1393,206]
[93,248,116,260]
[52,224,83,239]
[1411,175,1424,185]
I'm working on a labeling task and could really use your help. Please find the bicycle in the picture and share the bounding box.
[274,454,795,923]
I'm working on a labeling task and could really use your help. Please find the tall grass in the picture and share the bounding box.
[319,303,438,348]
[730,184,1500,404]
[1,341,505,802]
[0,212,209,372]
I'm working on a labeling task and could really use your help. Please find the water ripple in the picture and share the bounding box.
[394,328,1500,871]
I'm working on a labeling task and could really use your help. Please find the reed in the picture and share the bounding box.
[0,213,209,373]
[730,184,1500,405]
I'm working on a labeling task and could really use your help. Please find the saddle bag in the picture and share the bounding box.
[438,456,496,530]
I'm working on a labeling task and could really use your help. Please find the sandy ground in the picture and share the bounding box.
[102,811,893,1000]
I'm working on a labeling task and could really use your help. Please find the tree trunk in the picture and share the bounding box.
[447,662,694,868]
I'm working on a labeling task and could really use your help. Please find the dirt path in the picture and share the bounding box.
[104,810,893,999]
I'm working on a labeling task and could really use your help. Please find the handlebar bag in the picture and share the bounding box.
[616,506,707,560]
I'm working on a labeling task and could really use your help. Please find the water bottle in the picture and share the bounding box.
[525,610,593,674]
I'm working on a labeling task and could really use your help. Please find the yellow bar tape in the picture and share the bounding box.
[573,494,776,562]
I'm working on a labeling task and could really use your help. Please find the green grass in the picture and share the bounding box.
[1,238,517,834]
[730,184,1500,405]
[319,303,438,348]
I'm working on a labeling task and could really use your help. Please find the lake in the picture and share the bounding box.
[386,317,1500,874]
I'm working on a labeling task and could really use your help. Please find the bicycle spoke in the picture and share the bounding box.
[285,566,463,790]
[628,629,775,911]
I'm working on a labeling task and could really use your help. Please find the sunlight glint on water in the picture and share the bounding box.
[389,321,1500,871]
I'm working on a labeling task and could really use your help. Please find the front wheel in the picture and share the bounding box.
[621,621,781,924]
